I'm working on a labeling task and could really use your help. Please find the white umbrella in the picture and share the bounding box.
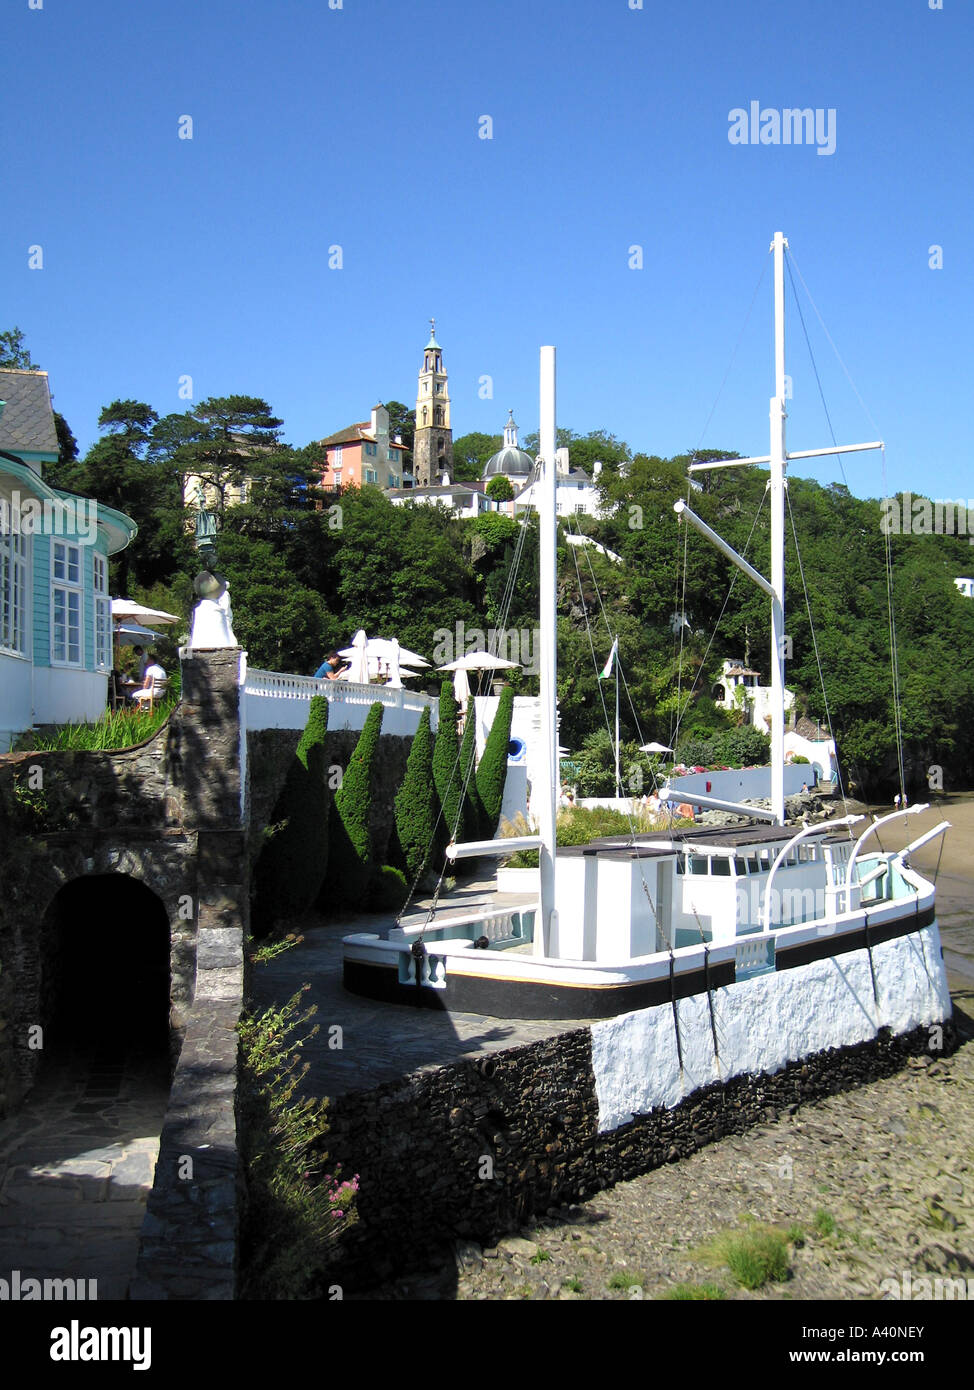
[339,629,369,684]
[111,599,180,625]
[438,649,519,706]
[114,622,158,645]
[639,741,674,754]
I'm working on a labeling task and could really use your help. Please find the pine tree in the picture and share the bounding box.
[432,680,464,844]
[252,695,330,931]
[327,701,384,906]
[394,708,438,884]
[476,684,514,837]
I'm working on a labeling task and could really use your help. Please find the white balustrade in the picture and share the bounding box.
[242,667,438,735]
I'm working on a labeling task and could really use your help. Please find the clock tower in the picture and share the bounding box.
[413,319,453,486]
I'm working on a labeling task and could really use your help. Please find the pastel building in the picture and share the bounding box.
[317,404,407,491]
[0,370,137,749]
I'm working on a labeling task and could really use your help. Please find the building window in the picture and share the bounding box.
[365,442,377,457]
[333,445,343,465]
[364,468,377,485]
[52,540,82,665]
[388,474,398,488]
[93,553,111,671]
[0,525,29,657]
[436,382,443,393]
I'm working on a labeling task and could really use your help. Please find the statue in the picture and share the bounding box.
[188,562,238,649]
[193,482,220,541]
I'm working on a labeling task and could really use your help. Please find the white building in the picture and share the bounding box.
[713,657,796,730]
[954,576,974,599]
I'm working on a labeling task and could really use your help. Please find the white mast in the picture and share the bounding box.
[769,230,788,826]
[662,232,884,827]
[536,346,558,957]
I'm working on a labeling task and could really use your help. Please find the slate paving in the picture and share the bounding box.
[0,1047,169,1300]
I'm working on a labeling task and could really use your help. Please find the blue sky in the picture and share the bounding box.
[4,0,971,501]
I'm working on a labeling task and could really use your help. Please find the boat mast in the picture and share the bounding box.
[769,230,788,826]
[537,346,558,957]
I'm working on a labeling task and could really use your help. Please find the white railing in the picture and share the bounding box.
[242,666,439,735]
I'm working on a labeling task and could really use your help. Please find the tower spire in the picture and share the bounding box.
[414,320,452,486]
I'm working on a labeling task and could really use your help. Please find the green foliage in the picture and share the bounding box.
[675,725,771,768]
[394,708,439,884]
[704,1226,791,1290]
[469,510,520,552]
[504,804,690,867]
[662,1283,726,1300]
[452,431,503,481]
[607,1269,643,1290]
[237,988,357,1299]
[486,475,515,502]
[432,681,464,843]
[0,326,40,369]
[457,696,484,850]
[812,1208,836,1238]
[326,702,383,907]
[476,685,514,837]
[574,728,660,797]
[252,696,330,931]
[370,864,409,911]
[563,1275,583,1292]
[25,702,175,752]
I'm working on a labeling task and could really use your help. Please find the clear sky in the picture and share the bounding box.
[4,0,971,502]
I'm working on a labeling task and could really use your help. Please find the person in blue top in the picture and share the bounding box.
[313,651,348,680]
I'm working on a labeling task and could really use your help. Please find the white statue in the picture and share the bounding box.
[189,568,237,649]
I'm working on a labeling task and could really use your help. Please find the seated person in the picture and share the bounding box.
[313,651,349,680]
[131,653,168,704]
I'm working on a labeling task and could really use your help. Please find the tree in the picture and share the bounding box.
[476,684,514,836]
[458,696,485,848]
[0,327,39,370]
[452,432,502,482]
[486,475,514,502]
[393,707,438,884]
[432,680,463,845]
[252,696,330,931]
[326,701,384,906]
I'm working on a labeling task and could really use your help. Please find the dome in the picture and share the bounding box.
[483,410,535,479]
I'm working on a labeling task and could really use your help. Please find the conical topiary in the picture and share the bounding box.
[394,707,438,885]
[252,694,330,931]
[432,679,463,846]
[476,684,514,838]
[459,695,485,843]
[326,701,384,907]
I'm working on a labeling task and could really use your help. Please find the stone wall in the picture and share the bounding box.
[325,1018,961,1291]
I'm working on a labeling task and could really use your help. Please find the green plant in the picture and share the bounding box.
[393,707,438,884]
[325,701,383,907]
[27,701,175,752]
[457,695,485,853]
[252,696,330,930]
[432,680,463,844]
[662,1283,726,1300]
[370,864,408,911]
[812,1208,836,1238]
[237,987,357,1298]
[607,1269,643,1290]
[530,1249,552,1265]
[247,932,303,965]
[786,1223,805,1247]
[563,1275,583,1292]
[476,684,514,837]
[716,1228,790,1290]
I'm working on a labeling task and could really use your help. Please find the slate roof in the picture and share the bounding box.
[0,370,59,456]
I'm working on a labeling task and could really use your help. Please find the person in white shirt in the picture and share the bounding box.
[131,654,167,705]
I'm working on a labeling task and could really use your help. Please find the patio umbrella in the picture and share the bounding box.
[111,599,180,625]
[639,741,674,754]
[338,629,370,684]
[114,622,158,645]
[437,650,519,705]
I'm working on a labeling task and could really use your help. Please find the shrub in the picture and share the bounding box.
[476,684,514,837]
[458,696,485,849]
[812,1208,836,1238]
[370,864,409,911]
[325,701,383,907]
[432,680,464,844]
[237,988,357,1299]
[393,707,438,884]
[252,695,329,931]
[714,1228,790,1290]
[662,1283,725,1300]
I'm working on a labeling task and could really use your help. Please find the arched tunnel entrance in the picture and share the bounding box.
[39,875,172,1060]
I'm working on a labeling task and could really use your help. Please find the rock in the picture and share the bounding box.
[453,1239,484,1272]
[497,1235,538,1259]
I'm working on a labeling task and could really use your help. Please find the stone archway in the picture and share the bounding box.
[38,875,172,1058]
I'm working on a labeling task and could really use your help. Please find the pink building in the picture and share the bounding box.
[316,404,407,491]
